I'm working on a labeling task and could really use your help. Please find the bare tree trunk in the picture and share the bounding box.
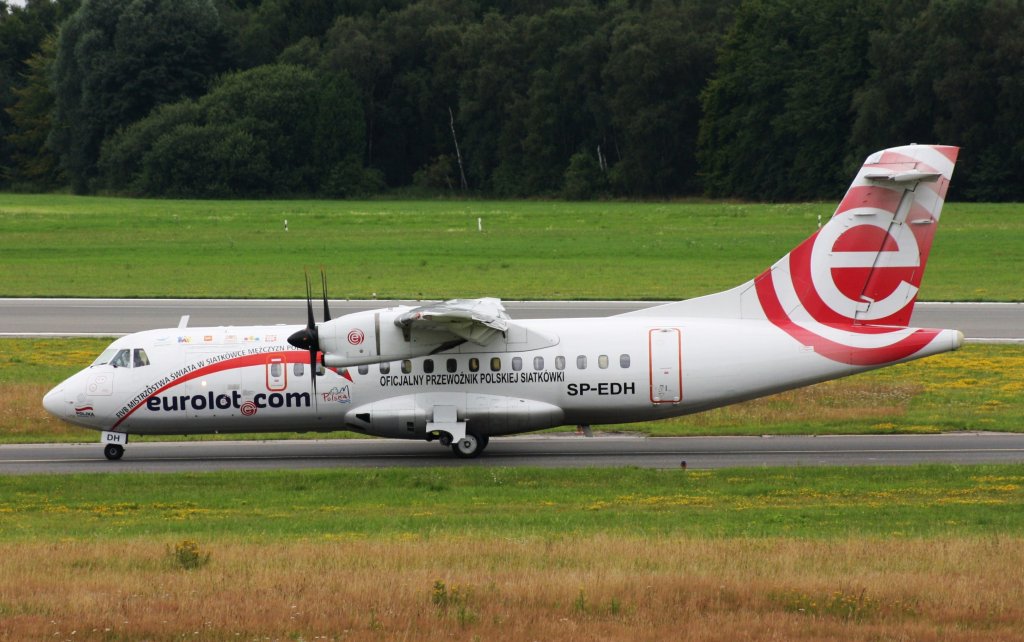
[449,106,468,191]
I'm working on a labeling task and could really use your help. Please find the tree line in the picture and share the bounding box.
[1,0,1022,200]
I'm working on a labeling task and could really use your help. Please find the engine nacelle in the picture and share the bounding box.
[344,392,565,438]
[318,307,458,367]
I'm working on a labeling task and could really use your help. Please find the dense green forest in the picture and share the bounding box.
[1,0,1021,200]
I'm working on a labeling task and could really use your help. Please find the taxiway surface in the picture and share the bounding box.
[2,433,1023,474]
[2,299,1022,341]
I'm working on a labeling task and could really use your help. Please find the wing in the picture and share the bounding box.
[394,297,510,346]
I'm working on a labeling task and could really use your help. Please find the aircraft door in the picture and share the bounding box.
[649,328,682,403]
[266,356,287,391]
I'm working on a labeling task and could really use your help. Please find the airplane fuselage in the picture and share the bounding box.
[44,315,960,440]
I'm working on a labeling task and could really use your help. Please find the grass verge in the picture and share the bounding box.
[1,195,1021,300]
[2,465,1022,540]
[2,338,1020,442]
[1,465,1023,640]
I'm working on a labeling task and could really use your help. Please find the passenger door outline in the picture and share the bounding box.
[266,356,287,391]
[648,328,682,403]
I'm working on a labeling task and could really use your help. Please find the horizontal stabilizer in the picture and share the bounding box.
[864,169,942,184]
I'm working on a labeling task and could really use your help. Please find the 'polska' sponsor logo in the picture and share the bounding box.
[321,386,351,404]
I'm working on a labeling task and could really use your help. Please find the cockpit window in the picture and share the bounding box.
[93,347,151,368]
[109,349,131,368]
[91,348,119,367]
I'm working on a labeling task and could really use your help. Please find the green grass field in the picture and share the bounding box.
[2,464,1021,540]
[1,194,1021,300]
[10,463,1014,640]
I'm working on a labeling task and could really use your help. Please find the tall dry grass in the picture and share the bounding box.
[1,536,1022,641]
[665,379,925,431]
[0,383,88,441]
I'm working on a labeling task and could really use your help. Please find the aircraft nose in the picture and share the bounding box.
[42,385,68,418]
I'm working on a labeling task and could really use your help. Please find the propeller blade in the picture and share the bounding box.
[320,268,332,322]
[309,348,318,398]
[287,270,321,399]
[305,270,315,330]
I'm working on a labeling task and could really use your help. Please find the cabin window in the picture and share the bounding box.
[294,363,304,377]
[533,356,544,370]
[423,359,435,374]
[598,355,609,369]
[490,357,501,371]
[447,358,458,373]
[512,357,522,371]
[620,354,631,368]
[555,356,565,370]
[576,355,587,370]
[133,349,151,367]
[379,362,391,374]
[401,360,412,374]
[358,365,369,375]
[469,358,480,372]
[109,349,131,368]
[270,362,283,378]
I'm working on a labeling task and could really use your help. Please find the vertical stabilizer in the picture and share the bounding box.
[767,144,958,328]
[622,144,959,329]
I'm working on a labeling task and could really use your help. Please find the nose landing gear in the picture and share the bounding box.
[100,431,128,461]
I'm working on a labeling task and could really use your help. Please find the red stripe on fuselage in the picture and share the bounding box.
[112,350,315,429]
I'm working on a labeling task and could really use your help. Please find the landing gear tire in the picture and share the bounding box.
[451,433,483,458]
[478,434,490,451]
[103,444,125,461]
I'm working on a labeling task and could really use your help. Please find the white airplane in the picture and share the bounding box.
[44,144,962,460]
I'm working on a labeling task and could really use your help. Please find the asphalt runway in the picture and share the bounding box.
[2,433,1024,474]
[1,299,1022,341]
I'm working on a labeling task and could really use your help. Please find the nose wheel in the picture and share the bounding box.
[100,431,128,461]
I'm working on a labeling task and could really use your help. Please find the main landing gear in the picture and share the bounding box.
[429,430,489,458]
[451,433,489,458]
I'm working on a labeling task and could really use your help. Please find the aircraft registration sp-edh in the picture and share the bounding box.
[44,144,963,460]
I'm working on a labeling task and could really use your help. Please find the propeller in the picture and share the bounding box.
[320,269,332,322]
[287,269,332,397]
